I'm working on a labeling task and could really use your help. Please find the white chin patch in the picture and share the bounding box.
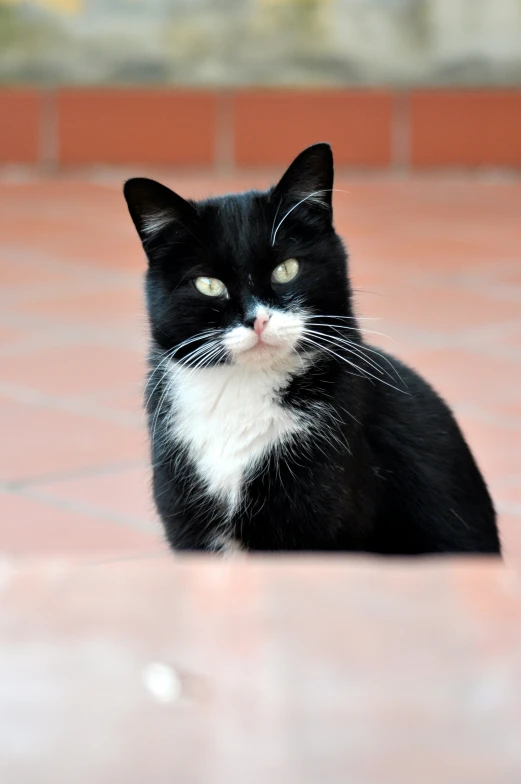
[224,307,305,366]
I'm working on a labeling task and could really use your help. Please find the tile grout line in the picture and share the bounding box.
[0,458,148,491]
[0,381,145,429]
[9,485,161,536]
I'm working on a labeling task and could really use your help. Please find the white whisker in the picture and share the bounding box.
[327,327,405,385]
[272,191,329,245]
[142,210,174,237]
[182,343,226,382]
[299,335,409,395]
[146,330,220,404]
[149,335,225,445]
[302,327,403,383]
[302,328,391,379]
[306,314,380,321]
[306,320,395,343]
[299,335,368,381]
[270,197,283,245]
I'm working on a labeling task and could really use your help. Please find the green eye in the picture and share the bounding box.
[272,259,299,284]
[195,277,227,297]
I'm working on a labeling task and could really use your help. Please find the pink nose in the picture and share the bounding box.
[253,313,270,336]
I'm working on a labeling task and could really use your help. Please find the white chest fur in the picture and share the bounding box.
[167,361,308,513]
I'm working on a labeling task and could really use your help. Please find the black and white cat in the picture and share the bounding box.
[124,143,500,555]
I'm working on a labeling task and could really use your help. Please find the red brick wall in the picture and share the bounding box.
[1,87,520,170]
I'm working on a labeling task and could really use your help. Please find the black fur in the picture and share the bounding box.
[124,143,501,555]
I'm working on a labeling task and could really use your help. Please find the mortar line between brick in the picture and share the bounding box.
[214,90,235,175]
[391,89,411,173]
[39,88,58,173]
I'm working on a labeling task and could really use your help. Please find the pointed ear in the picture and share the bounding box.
[272,143,334,212]
[123,177,197,255]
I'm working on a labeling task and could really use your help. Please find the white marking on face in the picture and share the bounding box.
[224,305,306,368]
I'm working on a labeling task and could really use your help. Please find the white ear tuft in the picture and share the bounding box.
[123,177,198,258]
[141,209,177,238]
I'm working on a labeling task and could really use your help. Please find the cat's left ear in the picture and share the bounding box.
[272,143,334,215]
[123,177,198,255]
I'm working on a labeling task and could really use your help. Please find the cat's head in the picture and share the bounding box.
[124,143,352,371]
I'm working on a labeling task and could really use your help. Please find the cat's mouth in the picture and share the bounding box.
[225,331,298,367]
[222,309,306,367]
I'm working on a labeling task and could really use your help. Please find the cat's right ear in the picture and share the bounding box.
[123,178,197,257]
[272,143,334,210]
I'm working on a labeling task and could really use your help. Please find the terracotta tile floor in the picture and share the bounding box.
[0,173,520,560]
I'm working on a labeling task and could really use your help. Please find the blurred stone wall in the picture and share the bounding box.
[1,0,520,86]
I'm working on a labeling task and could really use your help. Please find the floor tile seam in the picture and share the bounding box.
[0,335,146,360]
[368,319,521,347]
[396,259,521,283]
[0,279,141,305]
[0,381,144,429]
[0,246,143,284]
[466,284,521,306]
[2,484,160,535]
[498,502,521,519]
[492,475,521,489]
[0,458,148,490]
[453,405,521,431]
[0,313,145,350]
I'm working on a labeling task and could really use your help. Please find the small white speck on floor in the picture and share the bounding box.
[142,662,182,704]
